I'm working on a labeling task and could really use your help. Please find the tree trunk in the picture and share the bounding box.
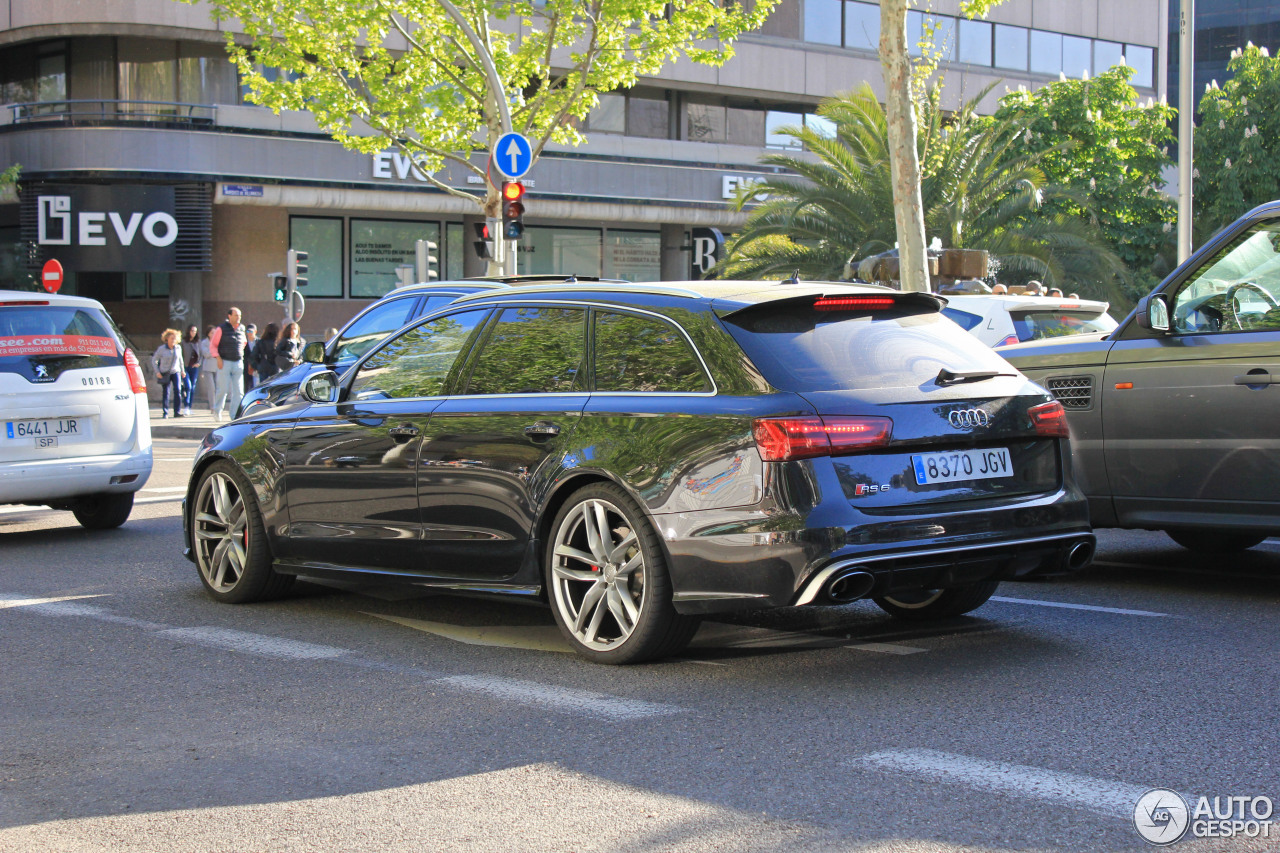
[879,0,930,292]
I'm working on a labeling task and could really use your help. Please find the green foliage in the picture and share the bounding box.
[990,65,1176,273]
[1196,44,1280,235]
[190,0,776,211]
[721,84,1127,303]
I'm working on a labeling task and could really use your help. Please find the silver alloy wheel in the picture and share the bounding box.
[880,589,946,610]
[193,471,250,593]
[550,498,646,651]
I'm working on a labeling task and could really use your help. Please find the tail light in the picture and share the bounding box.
[996,334,1019,347]
[1029,400,1069,437]
[753,416,893,461]
[123,349,148,394]
[813,296,897,311]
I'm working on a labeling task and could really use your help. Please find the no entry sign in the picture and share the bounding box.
[41,259,63,294]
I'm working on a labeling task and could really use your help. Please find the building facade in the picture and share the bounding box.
[1167,0,1280,114]
[0,0,1164,338]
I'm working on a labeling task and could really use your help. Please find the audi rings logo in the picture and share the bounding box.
[948,408,990,429]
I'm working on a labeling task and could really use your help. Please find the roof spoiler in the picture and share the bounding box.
[716,291,946,320]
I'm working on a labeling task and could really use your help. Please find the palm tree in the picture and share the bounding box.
[721,84,1127,299]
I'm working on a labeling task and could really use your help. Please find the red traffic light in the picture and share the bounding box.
[502,181,525,201]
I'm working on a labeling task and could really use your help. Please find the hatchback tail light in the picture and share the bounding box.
[123,349,148,394]
[753,416,893,461]
[1029,400,1069,437]
[813,296,897,311]
[996,334,1019,347]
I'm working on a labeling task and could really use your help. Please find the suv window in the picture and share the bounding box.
[464,307,586,395]
[941,307,983,331]
[0,304,122,379]
[333,297,418,362]
[725,303,1009,392]
[1010,309,1114,341]
[1172,221,1280,334]
[348,309,489,400]
[594,310,710,392]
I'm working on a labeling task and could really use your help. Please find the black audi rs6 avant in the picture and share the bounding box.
[182,281,1095,663]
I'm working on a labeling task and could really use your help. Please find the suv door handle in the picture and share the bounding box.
[523,421,561,437]
[1234,370,1279,386]
[388,424,420,442]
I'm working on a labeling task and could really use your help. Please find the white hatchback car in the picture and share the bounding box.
[941,294,1118,347]
[0,290,152,528]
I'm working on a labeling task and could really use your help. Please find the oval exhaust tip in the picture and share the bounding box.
[826,569,876,604]
[1067,541,1094,571]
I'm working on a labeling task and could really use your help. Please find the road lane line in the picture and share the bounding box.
[0,595,168,630]
[432,675,682,720]
[846,642,927,655]
[0,594,108,609]
[990,596,1172,618]
[141,486,188,493]
[851,748,1155,819]
[157,627,350,660]
[0,494,181,516]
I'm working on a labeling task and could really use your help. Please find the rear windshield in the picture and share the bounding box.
[1010,309,1115,342]
[724,305,1011,392]
[0,304,122,378]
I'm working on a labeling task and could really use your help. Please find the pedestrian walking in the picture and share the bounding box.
[243,323,258,391]
[151,328,184,418]
[208,307,249,421]
[253,322,281,382]
[275,322,304,373]
[180,325,200,414]
[198,325,219,412]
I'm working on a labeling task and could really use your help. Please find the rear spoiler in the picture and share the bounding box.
[715,291,946,320]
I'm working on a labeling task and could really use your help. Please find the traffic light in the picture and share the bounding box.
[415,239,438,282]
[501,181,525,240]
[287,249,309,290]
[272,274,288,302]
[473,222,494,260]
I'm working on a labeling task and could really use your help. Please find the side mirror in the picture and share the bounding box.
[303,341,327,364]
[1146,293,1171,333]
[301,370,340,404]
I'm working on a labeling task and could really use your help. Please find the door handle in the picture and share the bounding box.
[388,424,420,443]
[1233,370,1279,386]
[523,421,561,437]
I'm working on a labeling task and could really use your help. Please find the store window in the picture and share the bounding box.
[124,272,171,299]
[605,231,661,282]
[350,218,441,298]
[517,227,602,277]
[804,0,843,46]
[957,19,992,66]
[994,24,1029,71]
[845,1,879,51]
[289,217,343,298]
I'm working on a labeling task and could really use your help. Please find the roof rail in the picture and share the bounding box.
[451,282,704,302]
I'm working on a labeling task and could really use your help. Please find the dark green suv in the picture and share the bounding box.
[998,201,1280,553]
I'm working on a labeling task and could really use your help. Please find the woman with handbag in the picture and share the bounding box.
[180,325,200,414]
[151,329,184,418]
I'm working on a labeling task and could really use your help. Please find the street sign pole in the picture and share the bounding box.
[492,132,532,278]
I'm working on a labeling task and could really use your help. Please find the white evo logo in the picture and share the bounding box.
[37,195,178,248]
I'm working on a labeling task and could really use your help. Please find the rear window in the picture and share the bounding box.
[0,304,122,379]
[941,306,983,331]
[724,304,1011,392]
[1010,310,1115,342]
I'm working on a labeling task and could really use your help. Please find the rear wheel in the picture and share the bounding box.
[191,460,293,603]
[1165,529,1268,553]
[71,492,134,530]
[873,580,999,621]
[545,483,699,664]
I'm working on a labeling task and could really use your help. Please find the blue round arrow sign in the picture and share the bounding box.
[493,132,533,179]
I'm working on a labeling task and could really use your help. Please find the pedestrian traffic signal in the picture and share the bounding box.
[416,239,438,281]
[473,222,494,260]
[502,181,525,240]
[288,249,309,290]
[272,274,288,302]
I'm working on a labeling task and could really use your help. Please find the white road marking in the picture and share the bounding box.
[0,595,167,630]
[140,486,188,493]
[990,595,1172,618]
[670,658,729,666]
[0,494,180,516]
[158,627,350,660]
[432,675,681,720]
[846,642,927,655]
[851,748,1155,819]
[0,594,108,609]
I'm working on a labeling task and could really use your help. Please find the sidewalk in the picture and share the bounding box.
[148,406,222,440]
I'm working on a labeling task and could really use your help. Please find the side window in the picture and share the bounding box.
[333,297,417,362]
[464,307,586,395]
[415,294,465,319]
[1172,223,1280,334]
[594,310,711,393]
[941,307,983,331]
[348,309,489,401]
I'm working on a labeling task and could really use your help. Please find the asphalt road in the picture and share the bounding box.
[1,438,1277,853]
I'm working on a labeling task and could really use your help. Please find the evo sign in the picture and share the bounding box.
[32,186,181,272]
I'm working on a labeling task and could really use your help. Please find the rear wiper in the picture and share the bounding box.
[935,368,1011,386]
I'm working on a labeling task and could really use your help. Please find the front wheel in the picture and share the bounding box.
[545,483,699,664]
[191,460,293,603]
[873,580,1000,621]
[1165,529,1268,553]
[72,492,134,529]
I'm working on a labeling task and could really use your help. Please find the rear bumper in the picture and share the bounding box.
[0,449,153,504]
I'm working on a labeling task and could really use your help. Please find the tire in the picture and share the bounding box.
[545,482,699,664]
[873,580,1000,621]
[190,460,294,603]
[1165,529,1268,553]
[71,492,134,530]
